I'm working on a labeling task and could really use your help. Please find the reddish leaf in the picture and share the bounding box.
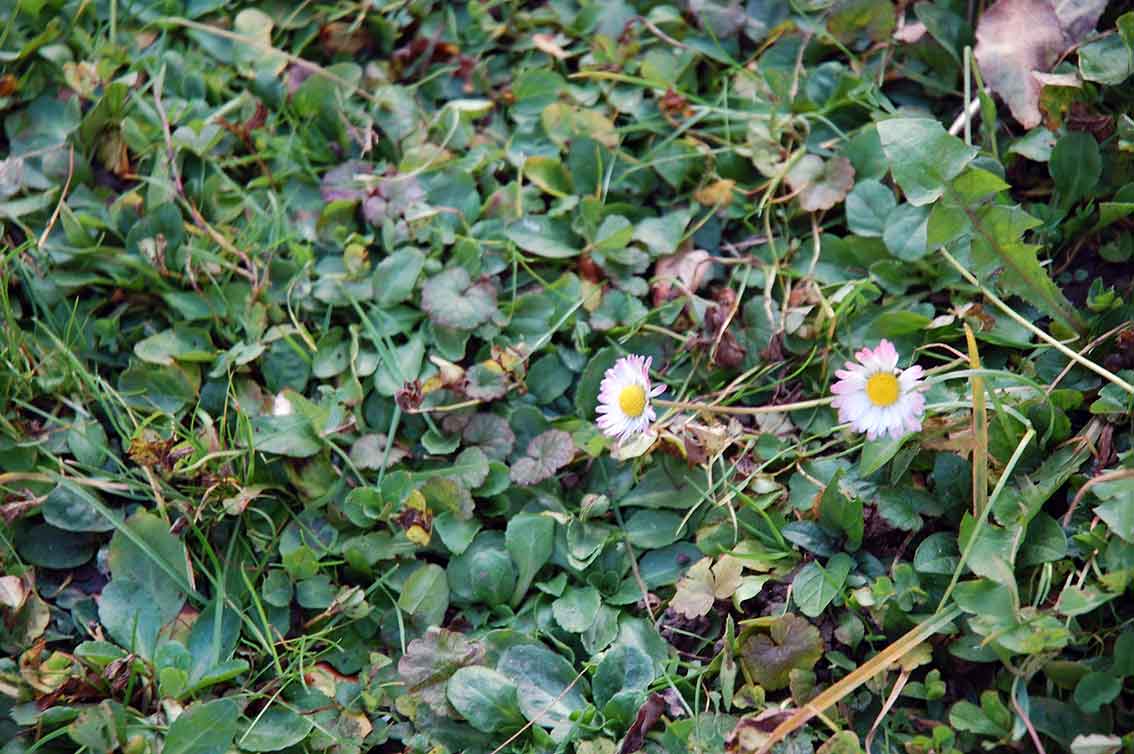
[974,0,1107,128]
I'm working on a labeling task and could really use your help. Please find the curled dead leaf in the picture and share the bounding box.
[652,249,712,306]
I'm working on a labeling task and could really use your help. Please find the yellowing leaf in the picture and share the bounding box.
[694,179,736,207]
[671,555,744,619]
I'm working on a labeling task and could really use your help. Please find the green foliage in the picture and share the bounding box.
[3,1,1134,753]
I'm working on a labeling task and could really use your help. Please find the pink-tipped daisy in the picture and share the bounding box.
[830,339,926,441]
[596,355,666,444]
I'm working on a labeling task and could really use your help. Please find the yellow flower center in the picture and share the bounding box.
[618,384,647,417]
[865,372,900,407]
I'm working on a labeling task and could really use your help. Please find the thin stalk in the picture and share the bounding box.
[964,324,988,517]
[655,397,832,415]
[940,248,1134,394]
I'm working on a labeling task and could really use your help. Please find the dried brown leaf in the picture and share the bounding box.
[974,0,1107,128]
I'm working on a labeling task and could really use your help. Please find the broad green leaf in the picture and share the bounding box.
[398,563,449,627]
[251,414,322,458]
[505,216,580,258]
[593,644,654,708]
[1091,479,1134,543]
[239,707,314,752]
[1050,131,1102,208]
[497,644,588,730]
[446,666,525,733]
[882,203,930,260]
[448,532,516,606]
[523,156,573,198]
[632,210,692,256]
[845,178,896,237]
[420,269,498,330]
[1079,34,1133,85]
[164,699,239,754]
[1074,672,1122,714]
[914,532,960,575]
[43,481,114,533]
[877,117,977,206]
[552,586,601,633]
[374,247,425,307]
[506,512,555,606]
[792,553,853,617]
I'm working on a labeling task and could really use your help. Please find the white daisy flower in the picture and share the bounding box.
[596,355,666,444]
[830,339,926,441]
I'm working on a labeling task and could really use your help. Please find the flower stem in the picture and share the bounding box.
[654,396,833,415]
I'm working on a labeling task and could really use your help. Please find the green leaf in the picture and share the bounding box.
[1079,35,1134,85]
[632,210,692,256]
[877,117,977,206]
[497,644,589,730]
[134,326,214,366]
[845,179,896,237]
[620,456,709,509]
[914,532,960,575]
[125,203,185,261]
[448,532,516,606]
[552,586,601,633]
[593,644,654,708]
[523,156,573,198]
[1056,585,1116,617]
[398,563,449,628]
[238,707,314,752]
[818,470,863,550]
[541,103,618,150]
[883,203,930,261]
[446,667,525,733]
[164,699,239,754]
[623,509,685,549]
[1050,132,1102,208]
[433,512,480,555]
[117,362,199,414]
[108,510,191,613]
[16,524,97,568]
[1074,672,1122,714]
[251,414,322,458]
[506,512,555,606]
[575,346,620,419]
[858,434,907,476]
[420,268,498,331]
[1018,513,1066,567]
[1091,479,1134,543]
[374,247,425,307]
[965,202,1086,334]
[875,487,923,531]
[68,701,126,753]
[43,481,115,533]
[505,216,581,258]
[792,553,853,617]
[592,215,634,252]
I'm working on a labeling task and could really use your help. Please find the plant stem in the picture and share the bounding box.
[939,248,1134,394]
[655,397,833,415]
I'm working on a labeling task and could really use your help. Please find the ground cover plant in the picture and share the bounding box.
[3,0,1134,752]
